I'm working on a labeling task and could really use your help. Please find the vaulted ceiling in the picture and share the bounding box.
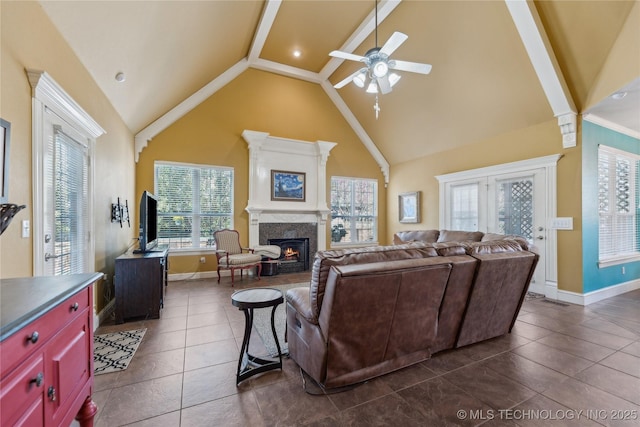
[39,0,638,167]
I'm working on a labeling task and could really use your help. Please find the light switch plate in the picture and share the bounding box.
[22,220,30,238]
[551,217,573,230]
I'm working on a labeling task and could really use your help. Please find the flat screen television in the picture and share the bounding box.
[136,190,158,253]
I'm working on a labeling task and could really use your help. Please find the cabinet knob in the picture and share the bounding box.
[48,386,56,401]
[27,331,39,344]
[30,372,44,387]
[71,302,79,311]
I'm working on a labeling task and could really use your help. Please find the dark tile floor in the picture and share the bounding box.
[91,273,640,426]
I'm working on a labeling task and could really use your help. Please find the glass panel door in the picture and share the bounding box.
[488,169,546,289]
[42,114,90,275]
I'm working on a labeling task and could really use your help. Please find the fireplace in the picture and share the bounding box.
[268,238,310,273]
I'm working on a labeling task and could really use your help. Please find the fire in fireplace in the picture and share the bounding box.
[268,237,310,273]
[283,247,299,261]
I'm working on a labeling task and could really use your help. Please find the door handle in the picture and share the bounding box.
[44,253,61,262]
[536,236,544,240]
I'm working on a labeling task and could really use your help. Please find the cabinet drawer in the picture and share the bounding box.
[0,353,45,426]
[0,287,90,375]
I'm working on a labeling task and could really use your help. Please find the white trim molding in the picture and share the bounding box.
[583,113,640,140]
[132,0,393,186]
[26,70,105,138]
[554,278,640,306]
[27,69,105,279]
[134,58,249,161]
[242,130,337,251]
[505,0,577,148]
[436,154,563,299]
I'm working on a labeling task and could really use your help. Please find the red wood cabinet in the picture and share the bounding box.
[0,274,100,427]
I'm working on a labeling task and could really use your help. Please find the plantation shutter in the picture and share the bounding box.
[598,145,640,260]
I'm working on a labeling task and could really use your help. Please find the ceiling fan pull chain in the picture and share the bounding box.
[374,95,380,120]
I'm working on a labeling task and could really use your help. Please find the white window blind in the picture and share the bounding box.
[450,182,479,231]
[598,145,640,261]
[49,126,90,275]
[155,162,233,249]
[330,177,377,244]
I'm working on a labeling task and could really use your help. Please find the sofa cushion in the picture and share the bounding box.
[456,250,538,347]
[437,229,484,242]
[431,242,467,256]
[308,243,438,322]
[318,259,451,388]
[393,229,440,244]
[464,239,524,255]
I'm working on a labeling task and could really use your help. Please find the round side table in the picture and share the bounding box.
[231,288,284,384]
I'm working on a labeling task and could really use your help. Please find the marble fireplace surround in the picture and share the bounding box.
[242,130,337,252]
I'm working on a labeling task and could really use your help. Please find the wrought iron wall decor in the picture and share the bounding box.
[0,203,26,236]
[111,197,130,227]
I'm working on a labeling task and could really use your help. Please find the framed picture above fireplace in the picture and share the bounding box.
[271,170,306,202]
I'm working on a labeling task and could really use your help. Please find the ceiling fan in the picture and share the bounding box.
[329,1,432,96]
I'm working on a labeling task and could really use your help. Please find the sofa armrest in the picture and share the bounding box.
[285,286,317,324]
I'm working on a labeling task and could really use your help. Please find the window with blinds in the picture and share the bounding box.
[598,145,640,262]
[330,177,377,244]
[155,162,233,249]
[450,182,479,231]
[50,126,90,275]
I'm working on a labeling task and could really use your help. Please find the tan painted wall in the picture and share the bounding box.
[136,68,387,275]
[0,2,135,311]
[388,119,584,293]
[387,0,638,295]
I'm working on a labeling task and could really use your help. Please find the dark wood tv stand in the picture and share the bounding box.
[114,247,169,324]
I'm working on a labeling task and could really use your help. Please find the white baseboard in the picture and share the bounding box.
[168,271,219,281]
[555,278,640,306]
[545,281,558,300]
[527,281,545,295]
[95,299,115,330]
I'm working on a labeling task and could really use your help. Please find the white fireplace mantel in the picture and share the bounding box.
[242,130,337,250]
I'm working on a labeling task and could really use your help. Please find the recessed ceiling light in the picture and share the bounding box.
[611,91,627,100]
[293,50,301,58]
[115,72,126,83]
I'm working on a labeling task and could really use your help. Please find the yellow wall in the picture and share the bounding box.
[388,119,584,293]
[0,2,135,311]
[136,68,387,274]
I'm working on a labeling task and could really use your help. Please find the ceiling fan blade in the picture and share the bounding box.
[379,32,408,56]
[329,50,367,62]
[377,76,392,95]
[389,60,432,75]
[333,68,367,89]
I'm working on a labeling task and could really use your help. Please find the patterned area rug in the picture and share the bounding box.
[253,283,309,356]
[94,328,146,375]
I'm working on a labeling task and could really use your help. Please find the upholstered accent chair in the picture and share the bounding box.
[213,229,262,285]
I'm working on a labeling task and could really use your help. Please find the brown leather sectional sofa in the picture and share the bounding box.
[285,231,538,390]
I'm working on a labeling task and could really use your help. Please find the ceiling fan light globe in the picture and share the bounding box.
[353,72,366,88]
[366,81,378,94]
[372,61,388,78]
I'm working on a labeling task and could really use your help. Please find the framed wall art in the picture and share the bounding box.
[399,191,420,223]
[0,118,11,203]
[271,170,306,202]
